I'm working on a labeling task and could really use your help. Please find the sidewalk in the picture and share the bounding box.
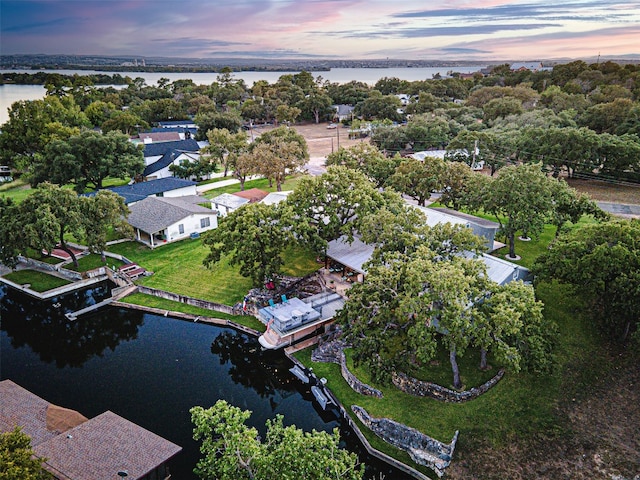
[597,201,640,219]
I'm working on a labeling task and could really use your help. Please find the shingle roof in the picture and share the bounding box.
[143,139,200,158]
[143,149,199,176]
[233,188,269,203]
[91,178,197,204]
[34,411,182,480]
[0,380,59,447]
[127,196,214,233]
[139,132,181,143]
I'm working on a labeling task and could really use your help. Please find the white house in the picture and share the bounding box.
[93,178,198,205]
[126,196,217,248]
[210,193,250,217]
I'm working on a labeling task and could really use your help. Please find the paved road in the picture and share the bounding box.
[597,202,640,219]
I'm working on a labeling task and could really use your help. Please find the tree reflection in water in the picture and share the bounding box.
[0,284,144,368]
[210,331,295,401]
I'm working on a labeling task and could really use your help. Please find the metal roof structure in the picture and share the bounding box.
[211,192,250,210]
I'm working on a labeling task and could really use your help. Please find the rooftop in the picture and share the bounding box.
[211,192,250,210]
[1,380,181,480]
[87,178,197,205]
[127,196,214,233]
[233,188,269,203]
[34,411,182,480]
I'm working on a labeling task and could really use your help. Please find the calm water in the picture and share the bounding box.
[0,284,411,479]
[1,65,486,125]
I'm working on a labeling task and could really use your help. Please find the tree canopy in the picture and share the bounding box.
[33,130,144,192]
[190,401,363,480]
[533,220,640,344]
[0,427,51,480]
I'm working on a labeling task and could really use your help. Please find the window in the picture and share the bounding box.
[200,217,210,228]
[178,224,184,234]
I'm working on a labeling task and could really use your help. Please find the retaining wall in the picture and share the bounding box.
[312,340,383,398]
[136,285,238,316]
[392,369,505,403]
[351,405,458,478]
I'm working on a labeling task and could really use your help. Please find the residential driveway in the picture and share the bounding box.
[597,202,640,219]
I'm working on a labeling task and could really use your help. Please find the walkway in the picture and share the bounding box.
[196,175,262,194]
[597,202,640,219]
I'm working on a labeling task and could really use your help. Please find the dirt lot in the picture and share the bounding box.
[284,122,640,206]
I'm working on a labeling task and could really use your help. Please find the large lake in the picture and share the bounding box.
[0,65,486,125]
[0,284,412,479]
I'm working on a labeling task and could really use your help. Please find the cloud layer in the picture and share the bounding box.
[2,0,639,60]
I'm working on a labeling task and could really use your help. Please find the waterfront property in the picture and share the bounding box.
[258,292,345,349]
[0,379,182,480]
[126,196,217,247]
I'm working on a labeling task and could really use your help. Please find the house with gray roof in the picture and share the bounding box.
[0,379,181,480]
[143,149,202,180]
[88,178,198,205]
[326,235,528,286]
[127,196,217,247]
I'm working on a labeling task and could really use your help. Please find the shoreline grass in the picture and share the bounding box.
[2,269,72,292]
[293,280,608,475]
[121,292,266,332]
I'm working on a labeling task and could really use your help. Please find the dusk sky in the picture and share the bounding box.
[2,0,639,61]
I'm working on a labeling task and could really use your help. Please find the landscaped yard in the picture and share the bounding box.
[2,269,72,292]
[106,238,320,306]
[295,280,609,478]
[202,174,307,198]
[65,253,124,272]
[122,292,266,332]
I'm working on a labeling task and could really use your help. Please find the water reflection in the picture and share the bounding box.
[1,286,412,479]
[0,284,143,368]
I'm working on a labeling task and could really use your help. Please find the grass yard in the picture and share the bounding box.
[106,238,320,306]
[2,269,71,292]
[294,280,607,475]
[122,293,266,332]
[64,254,125,272]
[202,174,307,198]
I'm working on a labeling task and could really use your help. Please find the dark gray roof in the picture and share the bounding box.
[143,139,200,158]
[127,196,214,233]
[143,149,199,176]
[90,178,197,205]
[157,120,196,127]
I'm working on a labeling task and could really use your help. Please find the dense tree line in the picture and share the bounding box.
[2,60,640,183]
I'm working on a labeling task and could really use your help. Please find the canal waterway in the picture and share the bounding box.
[0,284,413,479]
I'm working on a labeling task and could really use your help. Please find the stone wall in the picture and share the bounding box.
[137,286,237,316]
[312,340,383,398]
[392,369,505,403]
[18,256,83,281]
[352,405,458,478]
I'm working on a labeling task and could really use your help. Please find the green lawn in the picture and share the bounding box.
[294,280,608,475]
[122,292,266,332]
[106,238,319,306]
[2,269,71,292]
[0,176,130,203]
[64,254,125,272]
[202,174,307,198]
